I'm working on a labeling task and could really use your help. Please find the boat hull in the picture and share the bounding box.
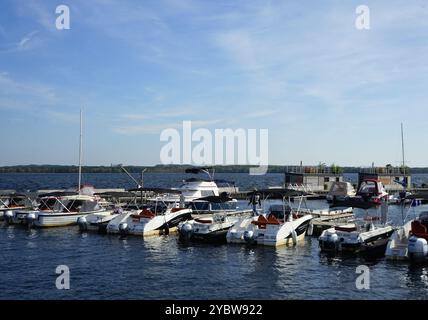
[227,215,313,247]
[107,208,192,237]
[319,226,395,255]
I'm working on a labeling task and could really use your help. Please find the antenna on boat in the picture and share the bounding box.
[118,164,141,188]
[78,109,83,194]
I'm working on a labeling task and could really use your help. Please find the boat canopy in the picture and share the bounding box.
[328,182,355,196]
[95,191,136,198]
[247,188,310,199]
[38,191,78,198]
[194,193,234,203]
[128,187,182,194]
[0,193,29,198]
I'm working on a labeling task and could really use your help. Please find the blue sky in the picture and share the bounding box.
[1,0,428,167]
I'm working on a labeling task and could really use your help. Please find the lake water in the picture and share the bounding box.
[1,173,428,300]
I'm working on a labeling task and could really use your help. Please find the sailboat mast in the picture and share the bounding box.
[401,122,405,169]
[78,109,83,193]
[400,122,406,223]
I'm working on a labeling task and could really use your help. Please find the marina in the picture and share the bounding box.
[2,0,428,304]
[1,171,428,300]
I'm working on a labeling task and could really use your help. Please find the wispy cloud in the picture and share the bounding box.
[0,72,58,110]
[0,30,39,53]
[18,31,38,48]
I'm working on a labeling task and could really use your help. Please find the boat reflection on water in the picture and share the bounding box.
[405,265,428,290]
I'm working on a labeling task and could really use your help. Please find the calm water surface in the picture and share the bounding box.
[1,173,428,299]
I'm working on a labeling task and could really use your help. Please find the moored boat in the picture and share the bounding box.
[326,182,356,203]
[106,193,192,237]
[178,194,253,243]
[226,189,313,247]
[385,211,428,262]
[15,190,111,228]
[319,215,395,255]
[1,193,35,222]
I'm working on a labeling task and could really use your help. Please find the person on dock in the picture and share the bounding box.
[248,190,261,216]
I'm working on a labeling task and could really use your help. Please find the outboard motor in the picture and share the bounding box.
[77,216,88,231]
[243,230,256,244]
[319,231,339,251]
[179,222,193,241]
[4,210,13,224]
[118,222,129,236]
[408,235,428,261]
[26,212,37,228]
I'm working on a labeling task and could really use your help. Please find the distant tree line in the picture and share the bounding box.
[1,164,428,174]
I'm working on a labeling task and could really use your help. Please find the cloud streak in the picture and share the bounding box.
[0,30,39,53]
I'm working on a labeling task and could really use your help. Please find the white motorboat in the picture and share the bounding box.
[319,215,395,254]
[385,211,428,261]
[106,194,192,237]
[16,191,111,228]
[326,182,356,203]
[77,191,145,233]
[226,189,313,247]
[133,167,238,213]
[1,193,35,222]
[178,195,253,243]
[6,193,58,225]
[78,206,124,233]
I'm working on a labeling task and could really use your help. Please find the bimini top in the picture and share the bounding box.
[128,187,183,194]
[38,191,79,198]
[194,193,234,203]
[0,193,29,198]
[95,191,136,198]
[247,188,311,199]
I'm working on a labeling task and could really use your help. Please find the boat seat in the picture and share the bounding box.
[131,209,155,219]
[267,214,280,225]
[411,221,428,240]
[171,207,185,213]
[251,215,268,229]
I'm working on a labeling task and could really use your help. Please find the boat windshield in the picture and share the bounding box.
[330,183,349,195]
[56,199,101,213]
[268,204,292,220]
[359,181,377,194]
[418,212,428,227]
